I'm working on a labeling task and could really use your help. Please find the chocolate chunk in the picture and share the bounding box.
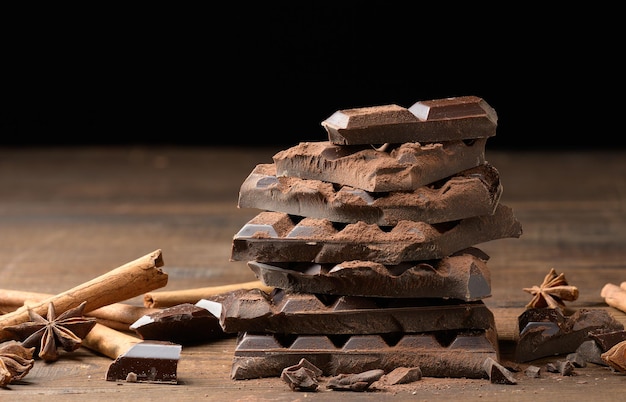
[238,162,503,225]
[514,308,625,362]
[566,352,587,367]
[218,288,496,334]
[524,365,541,378]
[321,96,497,146]
[105,341,181,384]
[246,248,491,300]
[230,330,498,380]
[272,139,487,192]
[483,357,517,385]
[383,367,422,385]
[575,340,606,366]
[546,360,575,376]
[231,204,522,264]
[326,369,384,391]
[281,358,322,392]
[588,328,626,352]
[130,303,230,345]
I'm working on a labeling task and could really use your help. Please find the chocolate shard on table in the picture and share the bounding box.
[246,247,492,300]
[130,301,233,345]
[218,287,495,334]
[272,139,487,192]
[321,96,497,146]
[105,340,182,384]
[238,162,503,225]
[514,308,625,363]
[230,204,522,264]
[230,329,498,380]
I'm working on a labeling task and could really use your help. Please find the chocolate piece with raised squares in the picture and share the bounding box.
[231,204,522,264]
[230,329,498,380]
[105,341,181,384]
[130,302,232,345]
[322,96,497,146]
[238,162,503,225]
[246,248,492,300]
[514,308,624,363]
[218,287,495,334]
[272,139,487,192]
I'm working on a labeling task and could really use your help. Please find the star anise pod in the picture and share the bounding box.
[523,268,579,310]
[0,340,35,387]
[4,301,97,362]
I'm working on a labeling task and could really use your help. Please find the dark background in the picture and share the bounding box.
[1,4,621,149]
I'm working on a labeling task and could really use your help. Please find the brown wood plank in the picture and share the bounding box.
[1,147,626,401]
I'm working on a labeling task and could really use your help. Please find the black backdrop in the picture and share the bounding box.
[2,4,620,149]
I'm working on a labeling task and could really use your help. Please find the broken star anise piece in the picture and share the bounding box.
[523,268,579,310]
[0,340,35,387]
[4,301,97,362]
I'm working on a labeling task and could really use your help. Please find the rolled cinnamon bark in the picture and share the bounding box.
[82,323,141,360]
[0,289,160,332]
[601,283,626,313]
[143,280,273,308]
[0,249,168,341]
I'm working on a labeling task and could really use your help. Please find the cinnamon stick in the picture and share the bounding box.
[143,280,273,308]
[82,323,141,360]
[0,249,168,341]
[601,283,626,313]
[0,289,160,332]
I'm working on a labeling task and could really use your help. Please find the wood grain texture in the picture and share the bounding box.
[1,147,625,401]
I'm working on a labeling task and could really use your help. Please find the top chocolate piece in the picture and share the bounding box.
[321,96,497,146]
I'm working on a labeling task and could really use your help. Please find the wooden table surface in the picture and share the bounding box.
[1,146,626,401]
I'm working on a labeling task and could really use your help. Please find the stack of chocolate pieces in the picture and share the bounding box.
[226,96,522,380]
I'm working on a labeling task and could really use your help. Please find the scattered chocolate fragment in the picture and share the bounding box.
[514,308,624,362]
[0,341,35,387]
[231,330,498,380]
[601,340,626,373]
[321,96,497,146]
[280,358,322,392]
[524,365,541,378]
[272,139,488,192]
[566,352,587,367]
[575,340,606,366]
[218,288,496,334]
[546,360,575,376]
[383,366,422,385]
[238,162,503,226]
[246,247,492,300]
[483,357,517,385]
[326,369,384,392]
[105,341,181,384]
[231,204,522,264]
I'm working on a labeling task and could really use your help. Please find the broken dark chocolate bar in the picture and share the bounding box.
[514,308,624,362]
[321,96,497,146]
[218,288,495,334]
[130,302,231,345]
[246,248,492,300]
[231,329,498,380]
[272,139,487,192]
[238,162,503,225]
[231,204,522,264]
[105,341,182,384]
